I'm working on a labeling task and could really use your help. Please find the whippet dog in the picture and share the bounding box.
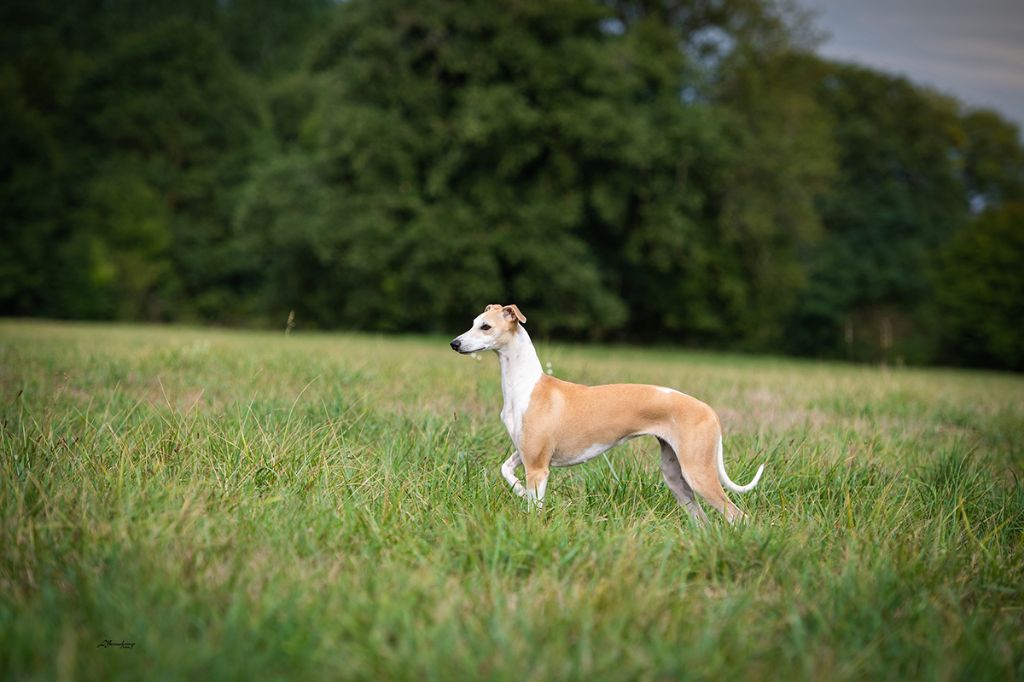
[450,304,764,521]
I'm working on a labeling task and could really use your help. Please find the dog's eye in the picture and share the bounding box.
[480,324,491,331]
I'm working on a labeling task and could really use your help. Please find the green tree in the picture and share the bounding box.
[710,50,836,346]
[297,0,631,335]
[934,203,1024,370]
[0,1,83,316]
[5,0,1024,370]
[217,0,333,76]
[272,0,825,341]
[66,174,174,319]
[0,1,272,321]
[961,109,1024,208]
[785,63,970,361]
[0,64,67,315]
[72,17,270,321]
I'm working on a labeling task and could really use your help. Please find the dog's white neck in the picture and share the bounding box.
[496,326,543,443]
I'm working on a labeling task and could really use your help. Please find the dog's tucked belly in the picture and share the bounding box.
[550,434,642,467]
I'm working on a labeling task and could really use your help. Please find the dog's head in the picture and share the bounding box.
[450,304,527,354]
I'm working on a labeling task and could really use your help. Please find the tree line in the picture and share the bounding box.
[2,0,1022,369]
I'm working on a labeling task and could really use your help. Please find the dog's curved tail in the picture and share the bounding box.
[716,435,764,494]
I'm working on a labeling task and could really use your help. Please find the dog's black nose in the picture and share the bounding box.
[450,339,461,351]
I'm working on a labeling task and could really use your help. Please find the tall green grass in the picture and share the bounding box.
[1,320,1022,681]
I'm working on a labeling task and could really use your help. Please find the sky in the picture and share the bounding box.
[809,0,1024,127]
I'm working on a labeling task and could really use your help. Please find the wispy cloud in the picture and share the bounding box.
[810,0,1024,125]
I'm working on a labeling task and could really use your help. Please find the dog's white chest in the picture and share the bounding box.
[501,407,520,446]
[500,386,533,448]
[497,332,542,450]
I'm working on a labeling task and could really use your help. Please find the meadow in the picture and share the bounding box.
[1,320,1022,681]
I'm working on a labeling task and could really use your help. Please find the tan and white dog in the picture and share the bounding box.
[450,304,764,522]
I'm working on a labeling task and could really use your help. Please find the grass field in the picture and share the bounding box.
[1,320,1022,681]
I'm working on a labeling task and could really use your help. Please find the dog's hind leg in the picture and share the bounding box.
[658,438,708,524]
[672,419,744,523]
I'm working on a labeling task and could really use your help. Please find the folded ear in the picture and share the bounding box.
[485,304,501,312]
[502,304,527,324]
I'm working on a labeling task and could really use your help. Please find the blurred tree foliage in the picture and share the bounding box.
[934,203,1024,370]
[1,0,1022,367]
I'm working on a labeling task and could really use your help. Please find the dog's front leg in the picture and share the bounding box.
[524,466,549,510]
[501,452,528,498]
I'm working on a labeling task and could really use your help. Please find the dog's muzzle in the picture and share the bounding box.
[450,338,462,352]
